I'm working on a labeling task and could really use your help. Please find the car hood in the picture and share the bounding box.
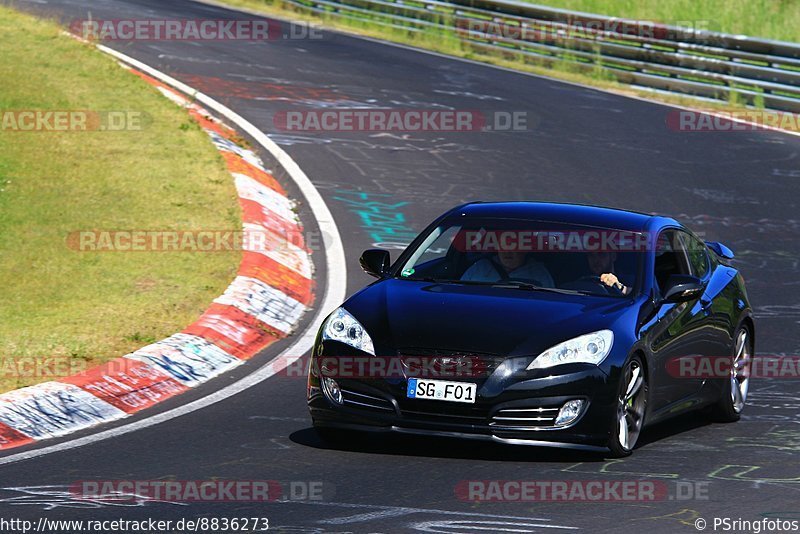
[345,279,635,358]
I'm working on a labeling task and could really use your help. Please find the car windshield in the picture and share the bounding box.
[396,218,643,297]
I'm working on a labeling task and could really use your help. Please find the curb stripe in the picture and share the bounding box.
[0,423,33,449]
[239,199,308,247]
[239,253,315,305]
[242,222,312,279]
[124,334,243,388]
[183,303,282,359]
[222,153,286,194]
[0,50,315,450]
[235,174,298,222]
[61,359,188,414]
[0,383,127,440]
[208,131,266,169]
[0,40,346,465]
[213,276,307,334]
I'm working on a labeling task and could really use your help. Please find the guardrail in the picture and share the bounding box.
[282,0,800,112]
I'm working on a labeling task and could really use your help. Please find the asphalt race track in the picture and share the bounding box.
[4,0,800,532]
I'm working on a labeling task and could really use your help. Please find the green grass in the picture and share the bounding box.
[0,7,241,392]
[528,0,800,43]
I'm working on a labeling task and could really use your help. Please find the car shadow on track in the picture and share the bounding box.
[635,411,715,449]
[290,428,597,462]
[290,412,714,462]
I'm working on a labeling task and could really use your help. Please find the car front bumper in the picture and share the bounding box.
[308,342,620,448]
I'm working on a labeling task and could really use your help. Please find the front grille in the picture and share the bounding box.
[490,406,561,430]
[397,348,504,380]
[340,387,395,413]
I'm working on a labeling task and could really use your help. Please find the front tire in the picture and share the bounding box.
[709,325,752,423]
[607,355,647,458]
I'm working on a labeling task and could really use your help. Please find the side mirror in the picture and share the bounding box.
[360,249,390,278]
[662,274,705,303]
[706,241,734,260]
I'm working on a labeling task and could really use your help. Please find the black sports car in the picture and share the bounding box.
[307,202,754,456]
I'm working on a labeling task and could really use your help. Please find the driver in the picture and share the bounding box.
[587,250,631,295]
[461,251,555,287]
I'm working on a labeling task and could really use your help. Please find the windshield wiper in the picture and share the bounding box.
[399,278,593,295]
[488,281,590,295]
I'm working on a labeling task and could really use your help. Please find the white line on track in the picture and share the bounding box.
[277,499,578,529]
[0,45,347,466]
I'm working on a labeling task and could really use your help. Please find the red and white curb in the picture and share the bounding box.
[0,65,316,450]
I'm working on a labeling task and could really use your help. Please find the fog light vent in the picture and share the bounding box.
[555,399,584,427]
[322,377,343,405]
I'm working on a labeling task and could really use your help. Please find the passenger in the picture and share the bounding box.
[461,251,554,287]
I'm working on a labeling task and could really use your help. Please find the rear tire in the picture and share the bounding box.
[607,355,648,458]
[709,325,752,423]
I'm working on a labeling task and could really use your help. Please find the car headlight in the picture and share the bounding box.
[527,330,613,370]
[321,307,375,355]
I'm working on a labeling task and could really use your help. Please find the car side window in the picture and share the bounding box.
[399,225,459,277]
[679,232,710,279]
[653,230,691,295]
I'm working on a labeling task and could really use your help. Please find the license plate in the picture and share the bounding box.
[406,378,477,403]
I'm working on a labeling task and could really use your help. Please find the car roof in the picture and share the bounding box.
[450,201,665,232]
